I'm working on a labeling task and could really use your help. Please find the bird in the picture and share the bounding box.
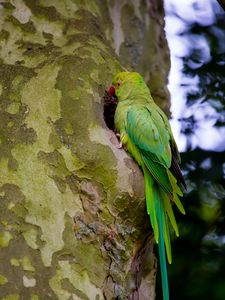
[108,71,186,300]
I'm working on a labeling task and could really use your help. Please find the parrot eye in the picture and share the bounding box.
[117,80,122,87]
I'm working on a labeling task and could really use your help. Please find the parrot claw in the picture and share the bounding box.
[117,142,123,149]
[115,133,123,148]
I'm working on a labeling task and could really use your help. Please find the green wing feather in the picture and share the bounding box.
[127,105,171,167]
[127,106,174,194]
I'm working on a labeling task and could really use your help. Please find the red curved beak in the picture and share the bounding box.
[108,85,115,96]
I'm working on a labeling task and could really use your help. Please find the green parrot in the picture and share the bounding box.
[108,72,186,300]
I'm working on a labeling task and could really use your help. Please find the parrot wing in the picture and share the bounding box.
[153,104,186,189]
[126,105,173,195]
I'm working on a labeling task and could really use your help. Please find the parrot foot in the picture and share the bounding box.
[115,133,123,148]
[117,142,123,149]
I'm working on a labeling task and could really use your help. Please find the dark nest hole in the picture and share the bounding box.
[103,90,117,131]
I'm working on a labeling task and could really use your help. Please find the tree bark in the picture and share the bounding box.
[0,1,170,299]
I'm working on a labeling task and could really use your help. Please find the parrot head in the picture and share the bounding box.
[108,72,150,102]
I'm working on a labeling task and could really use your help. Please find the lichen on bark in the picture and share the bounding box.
[0,1,170,299]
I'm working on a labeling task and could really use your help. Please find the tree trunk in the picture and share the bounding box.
[0,1,170,299]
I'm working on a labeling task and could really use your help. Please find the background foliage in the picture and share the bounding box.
[162,1,225,299]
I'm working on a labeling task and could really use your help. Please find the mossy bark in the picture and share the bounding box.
[0,1,170,299]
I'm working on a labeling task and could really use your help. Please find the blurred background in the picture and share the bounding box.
[159,0,225,299]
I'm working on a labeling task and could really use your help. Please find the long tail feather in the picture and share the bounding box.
[162,208,172,264]
[160,189,179,238]
[143,169,182,300]
[155,187,169,300]
[174,193,186,215]
[144,168,159,242]
[144,167,185,300]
